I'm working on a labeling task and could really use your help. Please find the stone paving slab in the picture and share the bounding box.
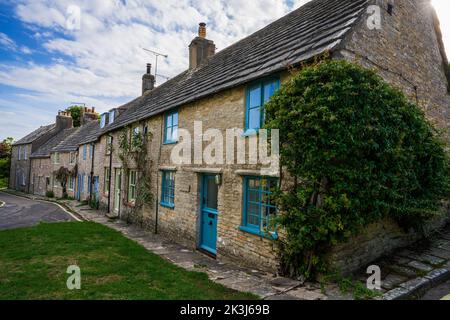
[5,191,449,300]
[61,201,336,300]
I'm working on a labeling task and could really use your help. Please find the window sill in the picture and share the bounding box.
[163,140,178,145]
[239,226,278,240]
[242,129,258,137]
[160,202,175,209]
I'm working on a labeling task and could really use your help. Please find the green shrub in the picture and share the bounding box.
[265,60,450,279]
[45,191,55,198]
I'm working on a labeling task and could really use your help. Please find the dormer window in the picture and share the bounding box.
[109,110,115,124]
[100,113,107,128]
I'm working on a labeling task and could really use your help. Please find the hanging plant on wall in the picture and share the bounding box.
[54,166,73,199]
[118,125,154,226]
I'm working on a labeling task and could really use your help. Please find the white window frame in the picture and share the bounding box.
[54,152,60,164]
[69,152,76,164]
[128,170,137,202]
[68,176,74,191]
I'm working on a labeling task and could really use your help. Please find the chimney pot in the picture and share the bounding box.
[198,22,206,38]
[189,22,216,69]
[142,63,155,95]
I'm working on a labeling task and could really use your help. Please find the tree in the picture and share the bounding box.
[0,137,13,186]
[0,137,13,158]
[265,60,450,279]
[66,105,84,127]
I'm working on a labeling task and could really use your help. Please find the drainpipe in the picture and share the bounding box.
[89,143,95,204]
[27,155,32,194]
[107,135,113,214]
[154,117,164,234]
[8,146,13,189]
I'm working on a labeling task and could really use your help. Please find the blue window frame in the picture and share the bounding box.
[109,110,115,124]
[240,176,278,238]
[81,174,85,192]
[245,78,280,133]
[164,111,178,144]
[83,145,87,160]
[161,171,175,208]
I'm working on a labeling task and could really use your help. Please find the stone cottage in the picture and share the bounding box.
[10,111,74,193]
[11,0,449,273]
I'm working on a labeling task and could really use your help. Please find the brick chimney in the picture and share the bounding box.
[189,23,216,69]
[142,63,155,95]
[55,111,73,131]
[81,107,99,126]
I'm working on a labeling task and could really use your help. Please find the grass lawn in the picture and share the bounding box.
[0,221,257,300]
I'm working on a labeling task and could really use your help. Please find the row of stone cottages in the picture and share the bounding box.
[9,0,450,273]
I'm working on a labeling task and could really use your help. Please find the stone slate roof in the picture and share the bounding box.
[82,96,146,143]
[13,124,55,146]
[105,0,369,133]
[30,128,77,158]
[52,121,100,152]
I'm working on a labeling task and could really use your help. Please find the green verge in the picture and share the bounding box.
[0,221,257,300]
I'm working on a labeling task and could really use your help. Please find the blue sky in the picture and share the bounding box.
[0,0,449,141]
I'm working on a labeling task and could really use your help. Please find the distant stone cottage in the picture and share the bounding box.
[10,0,450,273]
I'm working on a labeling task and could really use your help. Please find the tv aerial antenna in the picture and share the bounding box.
[142,48,169,82]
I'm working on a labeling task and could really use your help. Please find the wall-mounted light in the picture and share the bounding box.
[215,174,222,185]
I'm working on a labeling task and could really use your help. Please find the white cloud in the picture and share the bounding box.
[0,32,32,54]
[1,0,449,141]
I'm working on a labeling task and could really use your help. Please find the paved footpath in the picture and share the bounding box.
[62,200,330,300]
[3,190,449,300]
[351,224,450,300]
[0,191,79,230]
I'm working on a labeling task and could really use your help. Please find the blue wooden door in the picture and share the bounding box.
[76,174,81,200]
[200,175,219,255]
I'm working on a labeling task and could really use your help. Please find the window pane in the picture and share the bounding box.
[166,114,172,127]
[165,127,172,142]
[248,108,261,130]
[171,126,178,142]
[172,112,178,126]
[248,86,261,109]
[206,177,218,210]
[263,80,279,103]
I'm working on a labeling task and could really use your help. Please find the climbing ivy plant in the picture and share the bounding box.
[118,125,154,225]
[54,166,76,199]
[264,60,450,280]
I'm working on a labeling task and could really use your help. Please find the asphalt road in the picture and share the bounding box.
[0,191,78,230]
[420,280,450,300]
